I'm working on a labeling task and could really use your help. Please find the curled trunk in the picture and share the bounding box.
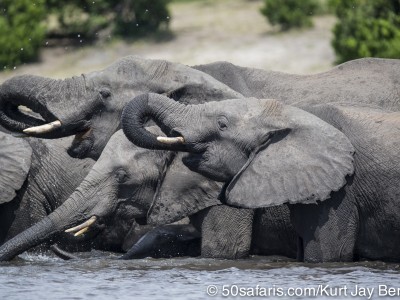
[0,75,85,138]
[121,93,190,151]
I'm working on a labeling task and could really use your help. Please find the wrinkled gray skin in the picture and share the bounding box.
[0,129,297,261]
[121,93,400,262]
[0,132,166,255]
[0,53,297,261]
[0,129,217,260]
[0,133,95,249]
[2,57,398,160]
[3,56,396,261]
[0,56,241,160]
[195,58,400,112]
[0,57,242,260]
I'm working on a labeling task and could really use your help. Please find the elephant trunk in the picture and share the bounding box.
[0,75,85,137]
[121,93,192,151]
[0,217,55,261]
[0,189,90,261]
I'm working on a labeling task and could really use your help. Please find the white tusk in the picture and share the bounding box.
[65,216,97,233]
[74,227,89,237]
[157,136,185,144]
[18,106,33,113]
[23,120,62,135]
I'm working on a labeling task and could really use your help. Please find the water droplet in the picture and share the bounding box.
[136,24,139,27]
[80,40,83,43]
[78,34,81,37]
[166,16,170,19]
[45,41,49,45]
[20,48,24,51]
[13,66,16,70]
[145,9,148,12]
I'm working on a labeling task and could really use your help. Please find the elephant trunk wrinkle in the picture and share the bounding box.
[121,93,188,151]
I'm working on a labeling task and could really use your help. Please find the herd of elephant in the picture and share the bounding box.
[0,56,399,263]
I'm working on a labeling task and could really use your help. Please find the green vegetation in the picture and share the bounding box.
[0,0,46,68]
[0,0,171,70]
[45,0,171,39]
[45,0,110,38]
[113,0,171,37]
[332,0,400,63]
[260,0,319,31]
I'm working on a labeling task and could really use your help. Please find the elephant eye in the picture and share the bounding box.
[99,88,111,99]
[115,168,129,183]
[217,116,229,131]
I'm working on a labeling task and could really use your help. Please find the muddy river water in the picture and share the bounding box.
[0,252,399,299]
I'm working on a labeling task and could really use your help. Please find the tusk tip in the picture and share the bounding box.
[157,136,185,144]
[23,120,62,135]
[74,227,89,237]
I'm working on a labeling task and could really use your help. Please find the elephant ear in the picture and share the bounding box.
[0,132,32,203]
[225,103,355,208]
[148,152,223,225]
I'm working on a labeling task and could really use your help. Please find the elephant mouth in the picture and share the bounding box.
[181,152,205,169]
[67,127,94,158]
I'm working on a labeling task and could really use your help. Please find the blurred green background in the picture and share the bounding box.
[0,0,399,79]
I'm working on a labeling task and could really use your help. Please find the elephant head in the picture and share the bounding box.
[0,128,167,260]
[0,56,241,159]
[121,93,355,208]
[0,127,222,260]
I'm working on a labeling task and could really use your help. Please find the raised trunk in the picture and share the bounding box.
[0,190,86,261]
[0,75,85,137]
[121,93,192,151]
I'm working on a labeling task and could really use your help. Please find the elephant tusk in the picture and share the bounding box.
[74,227,89,237]
[18,106,33,113]
[65,216,97,233]
[23,120,62,135]
[157,136,185,144]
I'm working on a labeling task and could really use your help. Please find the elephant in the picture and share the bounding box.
[0,132,95,247]
[194,57,400,112]
[0,128,297,261]
[120,93,400,262]
[0,131,165,255]
[1,57,399,163]
[0,128,217,260]
[0,56,242,160]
